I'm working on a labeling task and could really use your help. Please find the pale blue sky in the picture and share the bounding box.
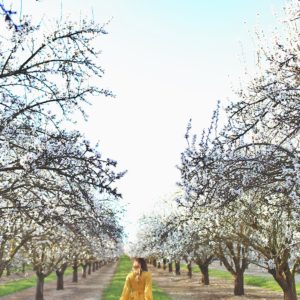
[5,0,285,240]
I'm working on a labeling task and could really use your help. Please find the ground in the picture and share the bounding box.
[149,265,284,300]
[0,262,116,300]
[0,261,287,299]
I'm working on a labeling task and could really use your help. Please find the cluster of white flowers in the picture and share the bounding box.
[175,1,300,298]
[0,6,125,294]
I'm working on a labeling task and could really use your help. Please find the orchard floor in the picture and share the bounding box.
[149,265,284,300]
[0,262,117,300]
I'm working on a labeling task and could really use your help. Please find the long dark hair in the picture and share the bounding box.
[134,257,148,272]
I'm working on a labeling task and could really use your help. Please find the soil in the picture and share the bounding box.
[0,271,35,284]
[149,265,284,300]
[0,262,117,300]
[0,261,287,300]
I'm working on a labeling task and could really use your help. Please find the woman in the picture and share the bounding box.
[120,258,153,300]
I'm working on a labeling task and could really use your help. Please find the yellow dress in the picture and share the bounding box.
[120,271,153,300]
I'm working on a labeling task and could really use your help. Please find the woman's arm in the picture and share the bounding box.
[144,272,153,300]
[120,274,131,300]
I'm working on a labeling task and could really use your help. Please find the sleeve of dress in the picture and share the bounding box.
[120,274,131,300]
[145,272,153,300]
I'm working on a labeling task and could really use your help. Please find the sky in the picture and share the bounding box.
[4,0,285,241]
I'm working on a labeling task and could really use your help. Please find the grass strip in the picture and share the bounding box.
[103,255,171,300]
[0,267,73,297]
[181,263,300,295]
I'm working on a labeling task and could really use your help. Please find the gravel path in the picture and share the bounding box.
[0,262,117,300]
[150,265,284,300]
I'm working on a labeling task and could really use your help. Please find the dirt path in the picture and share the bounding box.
[0,262,117,300]
[150,265,284,300]
[210,261,300,283]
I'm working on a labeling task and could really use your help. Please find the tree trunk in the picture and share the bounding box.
[175,260,180,275]
[56,263,67,290]
[283,286,298,300]
[187,261,192,279]
[88,263,92,275]
[269,269,298,300]
[56,271,64,290]
[282,271,297,300]
[72,264,78,283]
[163,258,167,270]
[22,263,26,273]
[217,244,246,296]
[92,262,96,272]
[157,262,161,269]
[283,270,297,300]
[168,261,173,273]
[234,271,244,296]
[153,259,157,268]
[82,264,88,278]
[6,265,11,277]
[199,264,209,285]
[96,262,99,270]
[35,272,45,300]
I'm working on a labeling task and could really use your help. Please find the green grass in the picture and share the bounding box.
[103,255,171,300]
[181,263,300,295]
[0,275,38,296]
[243,274,282,292]
[0,267,73,296]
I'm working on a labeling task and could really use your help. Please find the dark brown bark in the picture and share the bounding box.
[269,268,297,300]
[218,242,247,295]
[72,260,78,283]
[22,263,26,273]
[56,271,64,290]
[199,264,209,285]
[168,261,173,273]
[234,271,244,296]
[157,261,161,269]
[0,267,4,278]
[153,259,157,268]
[195,255,214,286]
[35,272,45,300]
[175,260,180,275]
[92,262,96,272]
[187,261,192,279]
[6,265,11,276]
[88,263,92,275]
[82,264,88,278]
[56,263,67,290]
[283,288,298,300]
[163,258,167,270]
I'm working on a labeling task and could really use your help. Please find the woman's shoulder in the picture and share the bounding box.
[142,271,152,278]
[127,271,151,279]
[126,272,135,279]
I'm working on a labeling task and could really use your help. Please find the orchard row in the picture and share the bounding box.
[130,2,300,300]
[0,6,124,300]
